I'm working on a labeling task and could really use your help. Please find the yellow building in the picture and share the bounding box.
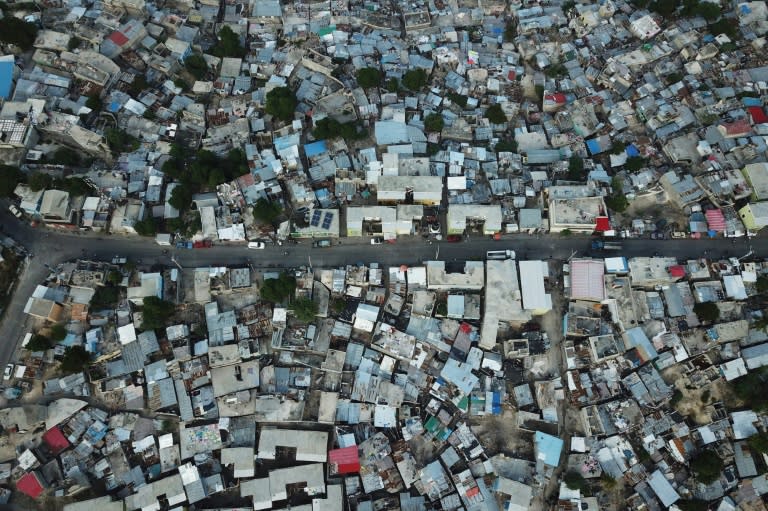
[739,202,768,231]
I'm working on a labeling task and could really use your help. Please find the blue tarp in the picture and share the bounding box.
[0,60,14,99]
[304,140,327,158]
[626,144,640,157]
[743,97,763,107]
[586,138,602,155]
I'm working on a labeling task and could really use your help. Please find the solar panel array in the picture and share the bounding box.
[310,210,322,227]
[322,212,333,229]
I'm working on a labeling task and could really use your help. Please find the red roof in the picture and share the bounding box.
[705,209,726,231]
[329,446,360,475]
[595,216,611,232]
[507,70,516,81]
[669,265,686,278]
[43,427,69,455]
[108,30,129,46]
[722,119,752,136]
[748,106,768,124]
[17,472,44,499]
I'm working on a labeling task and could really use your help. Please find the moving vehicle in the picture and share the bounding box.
[248,241,266,249]
[486,249,516,260]
[313,239,332,248]
[591,240,623,251]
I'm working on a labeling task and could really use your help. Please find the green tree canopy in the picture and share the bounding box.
[385,78,399,92]
[625,156,646,172]
[91,286,119,309]
[567,156,585,181]
[293,297,319,323]
[49,324,67,341]
[424,113,444,132]
[51,147,81,166]
[0,165,23,197]
[141,296,176,330]
[265,86,298,122]
[495,140,517,153]
[60,345,91,374]
[312,118,367,141]
[105,128,140,153]
[28,172,52,192]
[748,432,768,454]
[356,67,381,88]
[169,183,193,211]
[184,54,209,79]
[693,302,720,323]
[0,16,38,50]
[26,334,51,352]
[252,198,282,224]
[134,217,158,237]
[485,103,507,124]
[690,450,723,484]
[402,68,428,91]
[85,94,102,112]
[212,25,245,58]
[260,272,296,303]
[563,471,587,491]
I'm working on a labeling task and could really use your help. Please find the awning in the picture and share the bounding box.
[595,216,611,232]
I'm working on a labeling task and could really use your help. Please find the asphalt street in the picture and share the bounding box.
[0,204,766,369]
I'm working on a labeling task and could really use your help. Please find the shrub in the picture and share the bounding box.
[690,450,723,484]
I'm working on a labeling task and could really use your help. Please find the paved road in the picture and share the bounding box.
[0,204,765,369]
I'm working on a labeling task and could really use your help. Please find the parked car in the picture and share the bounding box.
[8,205,22,218]
[3,364,13,381]
[446,235,462,242]
[370,237,384,245]
[651,231,665,240]
[671,231,687,239]
[193,240,212,248]
[248,242,266,249]
[313,239,332,248]
[428,223,441,234]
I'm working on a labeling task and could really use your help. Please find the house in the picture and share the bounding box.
[0,55,19,100]
[519,260,552,314]
[447,204,503,235]
[257,429,328,462]
[739,202,768,230]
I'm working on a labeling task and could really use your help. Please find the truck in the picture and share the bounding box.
[591,240,623,251]
[313,239,332,248]
[486,249,516,260]
[193,240,212,249]
[175,241,193,249]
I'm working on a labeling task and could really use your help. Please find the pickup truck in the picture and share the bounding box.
[591,240,623,251]
[111,256,127,264]
[193,240,212,249]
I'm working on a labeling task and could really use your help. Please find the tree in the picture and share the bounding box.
[424,113,444,132]
[0,16,38,50]
[26,334,51,352]
[51,147,81,166]
[127,74,149,96]
[169,183,193,212]
[252,198,282,224]
[105,128,140,152]
[690,450,723,484]
[709,18,739,39]
[141,296,176,330]
[134,217,158,237]
[748,432,768,454]
[567,156,585,181]
[677,500,710,511]
[447,92,468,108]
[495,140,517,153]
[260,272,296,303]
[293,298,319,323]
[385,78,399,93]
[665,72,684,85]
[356,67,381,88]
[61,177,93,196]
[265,86,298,122]
[184,54,209,80]
[49,324,67,341]
[504,21,517,42]
[625,156,646,172]
[610,141,626,155]
[485,104,507,124]
[107,270,122,286]
[59,345,91,374]
[0,165,23,197]
[402,68,427,91]
[313,118,367,141]
[28,172,52,191]
[605,194,629,213]
[693,302,720,323]
[756,276,768,293]
[563,471,587,491]
[67,37,81,50]
[85,94,102,112]
[212,25,245,58]
[695,1,720,21]
[91,286,119,309]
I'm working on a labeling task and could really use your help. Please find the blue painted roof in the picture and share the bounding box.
[534,431,563,467]
[304,140,327,158]
[586,138,602,155]
[0,60,14,100]
[626,144,640,157]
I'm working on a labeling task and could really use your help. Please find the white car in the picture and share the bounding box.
[248,241,266,249]
[3,364,13,381]
[370,237,384,245]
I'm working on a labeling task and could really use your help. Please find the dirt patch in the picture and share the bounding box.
[663,364,739,425]
[468,410,533,459]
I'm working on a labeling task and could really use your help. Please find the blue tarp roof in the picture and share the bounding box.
[586,138,602,155]
[626,144,640,157]
[304,140,327,158]
[535,431,563,467]
[0,60,14,100]
[743,97,763,107]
